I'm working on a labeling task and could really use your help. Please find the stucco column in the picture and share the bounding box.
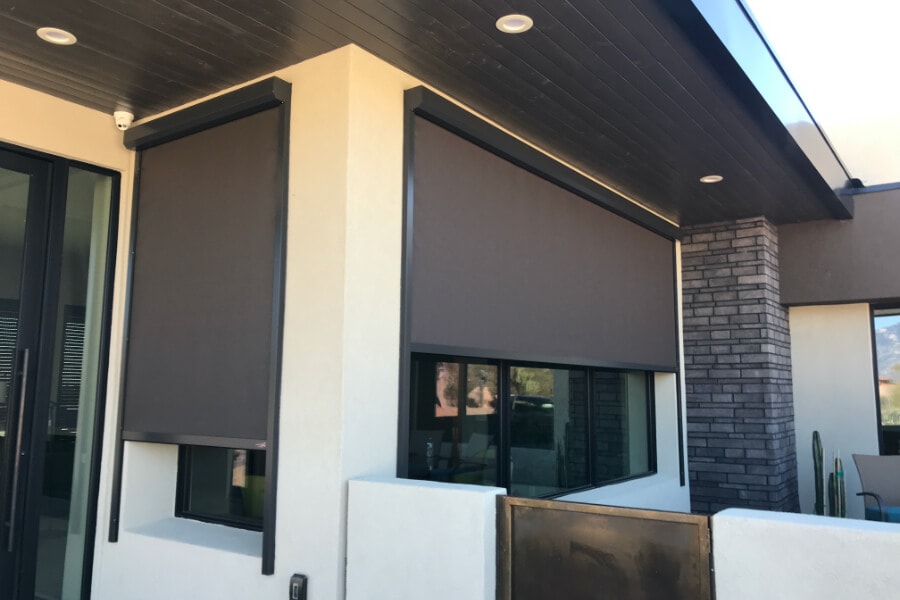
[681,217,799,513]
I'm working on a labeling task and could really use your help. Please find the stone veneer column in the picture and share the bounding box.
[681,217,799,513]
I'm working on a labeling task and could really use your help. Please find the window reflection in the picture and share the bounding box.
[406,353,655,498]
[593,370,650,482]
[509,366,588,497]
[179,446,266,529]
[873,311,900,454]
[435,361,497,417]
[409,357,499,486]
[36,167,114,600]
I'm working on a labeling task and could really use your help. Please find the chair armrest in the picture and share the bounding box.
[857,492,887,521]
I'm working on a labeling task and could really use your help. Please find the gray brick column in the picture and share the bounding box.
[681,217,799,513]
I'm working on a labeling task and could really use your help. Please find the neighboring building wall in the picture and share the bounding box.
[780,189,900,305]
[681,218,799,513]
[779,192,900,517]
[789,304,878,519]
[712,508,900,599]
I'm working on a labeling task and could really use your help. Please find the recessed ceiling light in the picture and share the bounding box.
[699,174,724,184]
[36,27,77,46]
[496,14,533,34]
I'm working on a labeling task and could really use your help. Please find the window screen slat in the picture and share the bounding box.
[409,117,677,370]
[122,108,281,443]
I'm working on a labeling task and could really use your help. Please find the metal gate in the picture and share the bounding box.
[497,497,712,600]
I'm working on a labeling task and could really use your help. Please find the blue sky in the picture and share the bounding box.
[875,314,900,330]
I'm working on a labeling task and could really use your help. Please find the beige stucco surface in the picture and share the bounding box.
[790,303,879,519]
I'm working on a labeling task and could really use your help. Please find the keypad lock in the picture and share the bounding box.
[289,574,307,600]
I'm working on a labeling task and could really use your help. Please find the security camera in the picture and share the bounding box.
[113,110,134,131]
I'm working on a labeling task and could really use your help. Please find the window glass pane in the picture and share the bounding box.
[181,446,265,529]
[37,167,114,600]
[405,354,657,496]
[509,366,588,497]
[593,370,651,482]
[0,167,28,454]
[408,356,499,486]
[874,311,900,454]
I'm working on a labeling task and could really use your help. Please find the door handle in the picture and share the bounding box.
[7,348,29,553]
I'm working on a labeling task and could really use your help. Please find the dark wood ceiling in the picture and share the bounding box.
[0,0,848,226]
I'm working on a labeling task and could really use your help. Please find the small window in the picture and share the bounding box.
[405,353,655,498]
[176,446,266,530]
[873,309,900,454]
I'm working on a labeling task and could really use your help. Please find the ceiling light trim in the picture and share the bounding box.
[496,14,534,34]
[36,27,78,46]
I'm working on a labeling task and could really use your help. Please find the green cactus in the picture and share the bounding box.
[827,453,846,518]
[836,455,846,518]
[813,431,824,515]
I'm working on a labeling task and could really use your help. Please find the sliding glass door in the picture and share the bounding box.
[0,147,117,600]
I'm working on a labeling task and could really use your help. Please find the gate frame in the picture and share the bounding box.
[497,496,712,600]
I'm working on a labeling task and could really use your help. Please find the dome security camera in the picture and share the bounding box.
[114,110,134,131]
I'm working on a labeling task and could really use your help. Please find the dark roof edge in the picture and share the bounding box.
[659,0,853,220]
[838,181,900,197]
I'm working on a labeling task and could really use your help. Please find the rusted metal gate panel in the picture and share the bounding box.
[497,497,711,600]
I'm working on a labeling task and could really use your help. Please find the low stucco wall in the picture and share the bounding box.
[713,508,900,599]
[346,478,504,600]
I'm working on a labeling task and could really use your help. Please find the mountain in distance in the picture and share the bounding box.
[875,321,900,380]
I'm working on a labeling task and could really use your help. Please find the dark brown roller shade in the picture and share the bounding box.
[410,117,677,370]
[122,108,281,444]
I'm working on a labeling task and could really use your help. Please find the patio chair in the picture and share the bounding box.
[852,454,900,523]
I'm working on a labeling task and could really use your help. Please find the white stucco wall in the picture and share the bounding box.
[346,478,503,600]
[713,508,900,599]
[90,443,265,598]
[790,304,879,519]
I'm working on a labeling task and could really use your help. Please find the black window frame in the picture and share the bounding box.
[175,445,267,532]
[870,305,900,455]
[401,352,657,499]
